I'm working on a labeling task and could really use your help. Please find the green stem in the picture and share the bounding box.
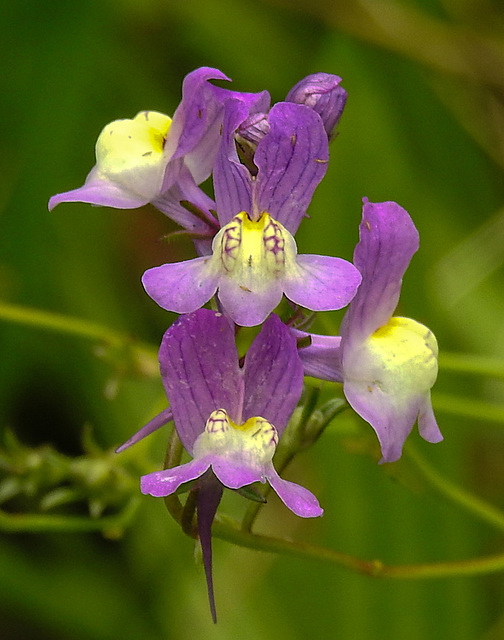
[405,444,504,533]
[0,496,141,535]
[213,516,504,579]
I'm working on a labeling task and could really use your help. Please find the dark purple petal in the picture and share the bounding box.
[142,257,218,315]
[213,99,253,226]
[342,199,420,344]
[284,254,361,311]
[292,330,343,382]
[197,474,224,624]
[140,457,212,496]
[254,102,329,235]
[158,310,243,452]
[115,408,173,453]
[242,314,303,434]
[163,67,231,186]
[267,465,323,517]
[285,73,347,139]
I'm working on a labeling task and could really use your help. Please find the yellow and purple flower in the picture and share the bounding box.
[297,199,443,462]
[142,98,361,326]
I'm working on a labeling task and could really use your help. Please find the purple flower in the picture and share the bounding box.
[142,99,361,326]
[297,199,443,462]
[121,309,322,621]
[48,67,269,243]
[285,72,347,140]
[141,309,322,515]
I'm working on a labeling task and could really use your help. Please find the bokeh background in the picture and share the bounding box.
[2,0,504,638]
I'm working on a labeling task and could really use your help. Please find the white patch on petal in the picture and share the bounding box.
[193,409,278,473]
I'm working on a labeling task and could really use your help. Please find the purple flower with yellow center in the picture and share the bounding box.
[48,67,269,244]
[297,199,443,462]
[142,99,361,326]
[118,309,322,621]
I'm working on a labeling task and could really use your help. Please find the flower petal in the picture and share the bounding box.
[141,457,212,497]
[343,199,419,343]
[216,274,283,327]
[242,314,304,434]
[115,408,173,453]
[142,256,218,315]
[293,330,343,382]
[157,310,243,452]
[213,99,254,226]
[211,457,264,489]
[343,379,442,463]
[254,102,329,235]
[267,466,323,518]
[285,73,347,139]
[283,254,361,311]
[48,169,149,211]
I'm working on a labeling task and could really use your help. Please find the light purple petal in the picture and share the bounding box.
[267,465,323,518]
[216,275,283,327]
[254,102,329,235]
[213,99,253,226]
[284,254,361,311]
[48,172,149,211]
[418,394,443,444]
[158,310,243,452]
[211,457,263,489]
[140,457,212,497]
[142,257,218,315]
[115,408,173,453]
[285,73,347,139]
[242,314,304,434]
[343,379,442,463]
[342,199,419,343]
[292,330,343,382]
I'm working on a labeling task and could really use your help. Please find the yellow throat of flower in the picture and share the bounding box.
[351,316,439,395]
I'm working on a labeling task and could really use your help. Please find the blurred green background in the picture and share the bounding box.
[2,0,504,637]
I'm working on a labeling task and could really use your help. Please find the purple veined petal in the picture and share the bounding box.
[48,170,149,211]
[142,256,218,315]
[283,254,362,312]
[213,99,254,226]
[343,199,420,344]
[266,465,323,518]
[210,456,264,489]
[292,329,343,383]
[216,274,284,328]
[254,102,329,235]
[115,408,173,453]
[158,310,243,452]
[242,314,304,434]
[285,73,348,139]
[140,456,212,497]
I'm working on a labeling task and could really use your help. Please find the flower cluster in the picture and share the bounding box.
[50,67,442,621]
